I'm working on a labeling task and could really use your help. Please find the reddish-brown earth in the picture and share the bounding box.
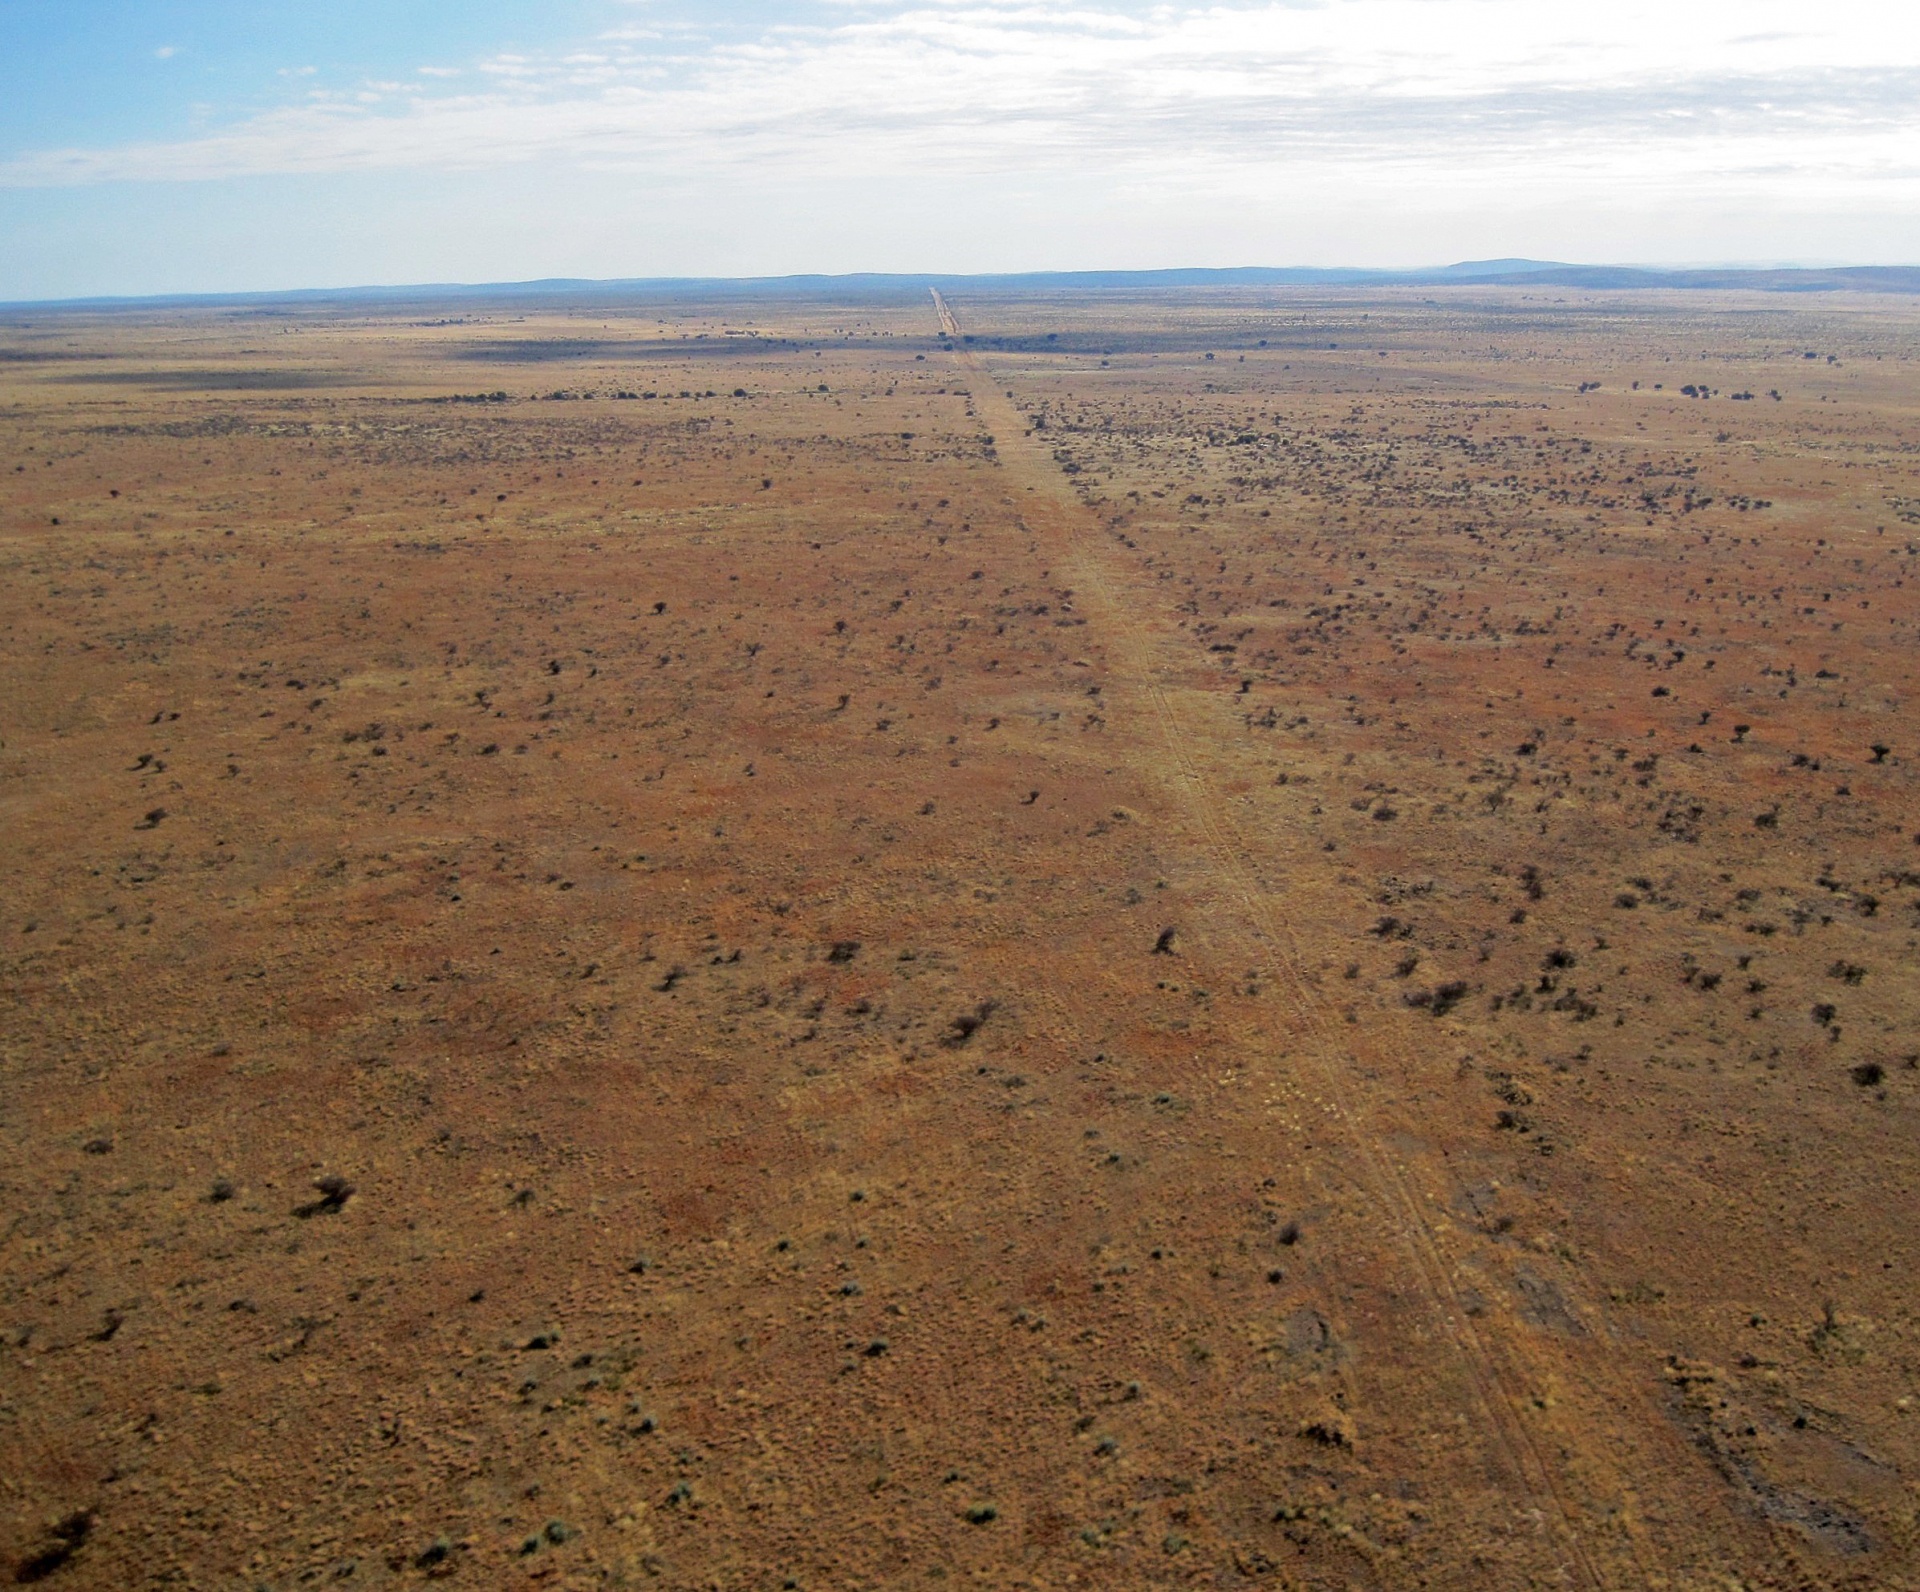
[3,286,1918,1589]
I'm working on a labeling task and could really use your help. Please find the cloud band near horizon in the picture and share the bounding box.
[6,1,1918,199]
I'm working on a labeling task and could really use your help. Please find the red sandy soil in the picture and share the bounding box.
[2,287,1917,1589]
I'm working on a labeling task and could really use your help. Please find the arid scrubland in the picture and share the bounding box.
[3,286,1918,1589]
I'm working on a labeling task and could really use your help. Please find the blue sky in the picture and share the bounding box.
[3,1,1917,300]
[0,5,557,146]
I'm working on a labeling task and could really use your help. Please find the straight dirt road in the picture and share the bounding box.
[934,289,1752,1589]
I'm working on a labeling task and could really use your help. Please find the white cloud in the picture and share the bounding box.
[12,1,1919,227]
[153,45,178,60]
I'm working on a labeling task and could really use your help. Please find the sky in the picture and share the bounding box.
[2,1,1917,300]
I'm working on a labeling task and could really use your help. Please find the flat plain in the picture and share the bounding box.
[2,283,1918,1590]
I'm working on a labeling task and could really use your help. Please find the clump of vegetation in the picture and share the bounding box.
[1406,980,1469,1015]
[945,1001,996,1045]
[15,1510,93,1583]
[295,1174,354,1218]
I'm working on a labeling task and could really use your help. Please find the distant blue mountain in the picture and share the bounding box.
[7,261,1918,310]
[1426,258,1564,278]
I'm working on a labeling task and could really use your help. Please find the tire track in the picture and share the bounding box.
[934,289,1644,1589]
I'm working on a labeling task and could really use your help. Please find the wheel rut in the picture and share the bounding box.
[930,288,1743,1589]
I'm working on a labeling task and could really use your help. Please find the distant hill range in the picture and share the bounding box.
[11,259,1920,309]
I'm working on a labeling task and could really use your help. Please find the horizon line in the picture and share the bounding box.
[7,258,1920,312]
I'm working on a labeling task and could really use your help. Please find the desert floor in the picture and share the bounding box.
[3,284,1918,1589]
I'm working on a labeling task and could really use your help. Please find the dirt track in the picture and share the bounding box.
[944,294,1653,1588]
